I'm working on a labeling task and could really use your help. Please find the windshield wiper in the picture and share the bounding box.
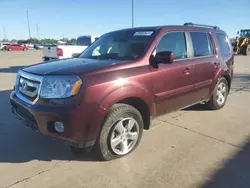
[96,53,120,60]
[84,53,131,60]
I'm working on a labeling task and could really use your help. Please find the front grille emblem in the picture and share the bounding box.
[21,80,28,90]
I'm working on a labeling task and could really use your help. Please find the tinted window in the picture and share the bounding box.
[216,33,230,57]
[240,30,250,38]
[190,32,211,57]
[156,32,187,60]
[79,30,155,60]
[76,36,92,46]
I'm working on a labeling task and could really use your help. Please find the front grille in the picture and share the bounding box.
[15,71,44,104]
[19,77,40,101]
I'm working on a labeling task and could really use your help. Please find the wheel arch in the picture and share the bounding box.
[223,74,232,92]
[84,86,153,147]
[117,97,151,130]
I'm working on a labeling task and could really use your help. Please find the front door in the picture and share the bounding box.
[150,31,197,117]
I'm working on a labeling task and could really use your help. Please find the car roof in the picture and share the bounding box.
[106,25,225,34]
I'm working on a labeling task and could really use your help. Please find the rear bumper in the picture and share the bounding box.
[9,91,86,148]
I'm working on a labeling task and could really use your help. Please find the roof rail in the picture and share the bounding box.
[183,22,220,29]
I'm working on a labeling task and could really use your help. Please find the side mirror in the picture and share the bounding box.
[72,53,80,58]
[237,31,240,35]
[154,51,174,64]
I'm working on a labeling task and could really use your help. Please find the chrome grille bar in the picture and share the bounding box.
[15,70,44,104]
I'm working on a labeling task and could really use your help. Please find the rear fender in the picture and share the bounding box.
[209,65,232,97]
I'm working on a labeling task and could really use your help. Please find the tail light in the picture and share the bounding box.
[56,47,63,57]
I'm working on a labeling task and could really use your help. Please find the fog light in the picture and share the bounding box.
[54,122,64,133]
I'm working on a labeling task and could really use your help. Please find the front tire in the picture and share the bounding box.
[207,77,228,110]
[94,104,143,161]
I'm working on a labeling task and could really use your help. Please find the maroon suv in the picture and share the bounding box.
[10,23,234,160]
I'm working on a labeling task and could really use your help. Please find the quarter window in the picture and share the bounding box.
[155,32,187,60]
[190,32,212,57]
[216,33,231,58]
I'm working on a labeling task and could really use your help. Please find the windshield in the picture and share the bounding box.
[79,30,155,60]
[76,36,92,46]
[240,30,250,38]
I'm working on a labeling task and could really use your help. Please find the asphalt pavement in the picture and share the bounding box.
[0,51,250,188]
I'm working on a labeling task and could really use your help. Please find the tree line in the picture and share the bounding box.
[2,38,77,45]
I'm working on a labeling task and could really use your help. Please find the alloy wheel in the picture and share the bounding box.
[110,117,139,155]
[216,82,227,106]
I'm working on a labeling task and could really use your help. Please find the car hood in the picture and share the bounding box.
[23,58,130,75]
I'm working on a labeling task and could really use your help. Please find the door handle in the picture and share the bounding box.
[183,67,191,75]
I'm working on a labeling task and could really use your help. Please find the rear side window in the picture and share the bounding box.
[216,33,231,57]
[190,32,212,57]
[156,32,187,60]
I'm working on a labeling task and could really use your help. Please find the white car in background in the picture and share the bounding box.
[42,35,99,61]
[26,43,34,48]
[0,43,10,50]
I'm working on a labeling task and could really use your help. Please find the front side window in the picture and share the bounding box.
[155,32,187,60]
[190,32,212,57]
[216,33,231,58]
[79,30,155,60]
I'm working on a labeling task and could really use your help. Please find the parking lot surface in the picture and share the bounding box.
[0,51,250,188]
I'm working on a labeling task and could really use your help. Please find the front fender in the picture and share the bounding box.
[84,85,153,147]
[100,85,153,112]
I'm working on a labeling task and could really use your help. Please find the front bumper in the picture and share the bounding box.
[10,91,85,148]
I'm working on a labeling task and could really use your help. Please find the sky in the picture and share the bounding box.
[0,0,249,40]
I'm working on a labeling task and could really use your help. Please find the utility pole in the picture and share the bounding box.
[132,0,134,28]
[36,24,40,39]
[2,26,7,40]
[26,11,31,39]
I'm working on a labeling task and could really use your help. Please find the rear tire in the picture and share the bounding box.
[243,44,250,56]
[94,104,143,161]
[207,77,228,110]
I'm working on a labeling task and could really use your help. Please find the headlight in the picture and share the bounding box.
[40,76,82,99]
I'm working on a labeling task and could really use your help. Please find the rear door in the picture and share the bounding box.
[18,45,24,50]
[13,45,19,50]
[188,31,217,100]
[150,31,198,116]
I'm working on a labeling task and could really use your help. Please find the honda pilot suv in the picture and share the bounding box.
[10,23,234,160]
